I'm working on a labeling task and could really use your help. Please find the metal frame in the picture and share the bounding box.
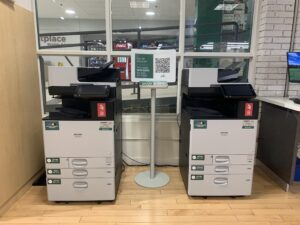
[34,0,259,115]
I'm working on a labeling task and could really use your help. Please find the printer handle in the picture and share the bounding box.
[215,156,230,164]
[72,159,88,168]
[73,182,88,189]
[215,166,229,173]
[214,178,228,186]
[72,169,88,177]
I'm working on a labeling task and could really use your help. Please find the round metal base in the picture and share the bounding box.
[135,171,170,188]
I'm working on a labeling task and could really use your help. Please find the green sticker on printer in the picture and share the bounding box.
[46,158,60,164]
[191,175,204,180]
[194,120,207,129]
[192,155,205,160]
[47,169,61,175]
[47,179,61,185]
[191,165,204,171]
[45,121,59,130]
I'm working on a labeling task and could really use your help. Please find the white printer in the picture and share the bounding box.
[179,68,258,196]
[43,63,122,201]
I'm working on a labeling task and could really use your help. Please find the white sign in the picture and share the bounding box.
[131,49,176,83]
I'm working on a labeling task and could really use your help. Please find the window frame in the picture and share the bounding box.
[34,0,260,115]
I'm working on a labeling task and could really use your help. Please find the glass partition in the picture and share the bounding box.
[185,0,254,52]
[36,0,106,51]
[111,0,180,51]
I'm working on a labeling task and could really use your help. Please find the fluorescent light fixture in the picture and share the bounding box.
[130,1,149,8]
[146,11,155,16]
[146,0,156,2]
[60,17,65,20]
[214,4,239,11]
[65,9,76,15]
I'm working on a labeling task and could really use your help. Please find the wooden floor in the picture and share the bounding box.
[1,166,300,225]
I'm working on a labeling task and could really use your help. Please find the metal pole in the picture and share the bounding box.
[150,88,156,179]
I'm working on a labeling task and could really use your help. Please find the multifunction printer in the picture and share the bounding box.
[179,68,258,196]
[43,63,122,201]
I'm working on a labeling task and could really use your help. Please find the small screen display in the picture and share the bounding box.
[288,52,300,83]
[289,68,300,82]
[287,52,300,66]
[221,84,256,98]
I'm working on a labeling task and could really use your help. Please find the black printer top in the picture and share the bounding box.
[78,61,120,82]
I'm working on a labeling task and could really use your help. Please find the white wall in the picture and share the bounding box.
[15,0,32,11]
[255,0,300,97]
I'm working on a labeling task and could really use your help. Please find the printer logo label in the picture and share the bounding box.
[242,120,255,129]
[99,122,113,131]
[45,121,59,130]
[97,103,107,118]
[194,120,207,129]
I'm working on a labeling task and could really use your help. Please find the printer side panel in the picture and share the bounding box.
[179,110,191,193]
[114,81,123,196]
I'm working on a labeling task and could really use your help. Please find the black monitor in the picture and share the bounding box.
[287,52,300,83]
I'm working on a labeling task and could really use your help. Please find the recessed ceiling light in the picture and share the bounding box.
[146,0,156,2]
[60,17,65,20]
[146,11,155,16]
[65,9,76,15]
[130,1,149,8]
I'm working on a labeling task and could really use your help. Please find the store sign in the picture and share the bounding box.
[131,49,176,82]
[40,36,67,47]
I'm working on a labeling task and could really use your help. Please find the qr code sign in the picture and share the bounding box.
[155,58,170,73]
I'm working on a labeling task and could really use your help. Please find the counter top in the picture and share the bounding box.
[257,97,300,112]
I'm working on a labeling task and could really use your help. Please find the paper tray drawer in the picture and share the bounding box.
[190,165,253,175]
[45,157,114,169]
[188,174,253,196]
[46,168,114,178]
[46,178,115,201]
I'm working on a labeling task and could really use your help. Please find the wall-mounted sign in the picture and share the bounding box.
[131,49,176,83]
[40,36,67,47]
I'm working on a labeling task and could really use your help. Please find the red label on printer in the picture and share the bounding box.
[244,103,254,117]
[97,103,107,118]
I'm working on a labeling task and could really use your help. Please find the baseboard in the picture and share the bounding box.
[0,168,44,216]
